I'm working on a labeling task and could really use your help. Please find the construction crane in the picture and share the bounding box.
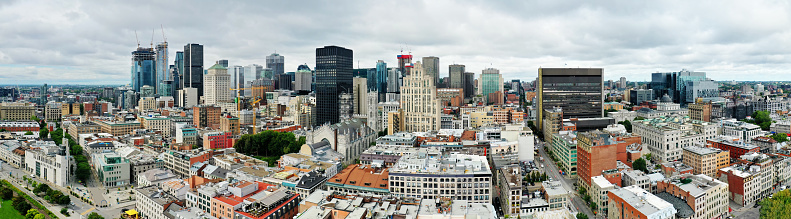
[229,87,267,135]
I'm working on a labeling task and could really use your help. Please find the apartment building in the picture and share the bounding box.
[142,117,172,137]
[326,164,390,196]
[682,145,729,177]
[135,186,183,219]
[94,120,142,136]
[45,102,62,121]
[388,153,492,203]
[550,131,578,178]
[591,175,615,215]
[717,155,773,206]
[576,129,640,189]
[220,115,240,135]
[607,186,677,219]
[707,136,760,159]
[68,122,101,141]
[719,119,761,143]
[497,166,522,217]
[633,116,717,163]
[163,150,225,178]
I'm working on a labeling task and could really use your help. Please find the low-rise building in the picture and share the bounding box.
[633,116,717,163]
[203,132,235,150]
[607,185,677,219]
[656,173,729,219]
[92,151,131,187]
[326,164,389,196]
[682,145,730,177]
[0,102,35,121]
[0,120,39,132]
[591,175,615,215]
[137,169,178,187]
[622,170,650,191]
[717,155,773,206]
[68,122,101,141]
[163,149,226,178]
[541,181,569,211]
[498,166,522,217]
[719,118,762,143]
[752,136,780,154]
[707,136,760,159]
[0,141,24,168]
[142,117,172,137]
[135,185,184,219]
[24,140,68,187]
[389,153,492,203]
[375,132,417,147]
[359,145,442,166]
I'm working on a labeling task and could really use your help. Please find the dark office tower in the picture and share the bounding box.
[266,53,284,77]
[397,54,412,76]
[278,74,293,91]
[316,46,353,125]
[174,51,184,90]
[375,60,388,100]
[217,59,228,68]
[463,72,475,99]
[155,42,168,94]
[131,47,156,92]
[183,44,204,96]
[39,84,47,105]
[535,68,603,132]
[449,64,465,89]
[422,56,439,85]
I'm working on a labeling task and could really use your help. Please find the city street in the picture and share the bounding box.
[535,139,594,217]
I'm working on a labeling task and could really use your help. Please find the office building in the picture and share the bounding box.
[229,65,245,97]
[246,64,264,81]
[577,129,641,188]
[649,70,717,104]
[633,116,717,163]
[400,61,441,132]
[266,53,285,77]
[193,105,221,129]
[422,56,439,85]
[0,102,35,120]
[39,84,47,105]
[92,151,131,187]
[629,89,654,105]
[386,67,401,93]
[682,146,729,178]
[155,42,169,95]
[718,156,773,206]
[397,54,412,76]
[132,47,156,92]
[178,88,198,108]
[203,63,231,105]
[688,100,713,122]
[24,140,69,187]
[352,77,367,115]
[174,51,184,89]
[135,186,182,219]
[464,72,475,99]
[449,64,465,89]
[294,65,312,92]
[591,175,616,215]
[183,43,204,96]
[718,118,761,143]
[479,68,504,104]
[536,68,603,132]
[375,60,388,99]
[315,46,353,125]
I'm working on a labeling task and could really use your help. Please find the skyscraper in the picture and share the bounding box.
[400,61,440,132]
[449,64,465,89]
[316,46,353,125]
[247,64,264,80]
[422,56,439,85]
[649,70,717,104]
[618,77,627,89]
[266,53,284,77]
[182,44,204,96]
[352,77,367,114]
[131,47,156,92]
[479,68,504,104]
[155,42,168,94]
[174,51,184,90]
[39,84,47,105]
[375,60,388,100]
[294,65,312,93]
[229,66,244,97]
[397,54,412,76]
[463,72,475,99]
[536,68,604,132]
[217,59,228,68]
[204,63,231,105]
[387,68,401,93]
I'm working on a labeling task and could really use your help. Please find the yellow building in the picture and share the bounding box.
[682,145,729,178]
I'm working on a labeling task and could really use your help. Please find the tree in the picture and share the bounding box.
[25,209,38,219]
[633,158,648,173]
[771,133,789,143]
[76,162,91,182]
[13,196,31,215]
[618,120,632,132]
[39,129,49,139]
[87,212,105,219]
[634,116,646,121]
[24,131,33,135]
[33,214,44,219]
[0,187,12,200]
[751,111,772,130]
[643,153,653,161]
[33,183,50,194]
[760,189,791,218]
[0,129,5,132]
[576,212,589,219]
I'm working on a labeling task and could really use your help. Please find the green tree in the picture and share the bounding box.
[24,131,33,135]
[39,129,49,139]
[33,214,44,219]
[33,183,50,194]
[87,212,105,219]
[643,153,653,161]
[634,116,645,121]
[25,209,38,219]
[76,162,91,182]
[760,189,791,218]
[13,196,31,216]
[752,111,772,130]
[618,120,632,132]
[771,133,789,143]
[633,158,648,173]
[0,187,12,200]
[576,212,589,219]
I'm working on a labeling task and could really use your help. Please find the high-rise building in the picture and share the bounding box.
[386,68,400,93]
[629,89,654,105]
[536,68,603,132]
[278,74,293,91]
[463,72,475,99]
[39,84,47,105]
[375,60,388,100]
[266,53,284,77]
[449,64,465,89]
[155,42,168,95]
[352,77,368,115]
[422,56,439,85]
[479,68,504,104]
[174,51,184,90]
[182,44,204,96]
[131,47,156,92]
[294,64,312,93]
[400,61,440,132]
[229,66,244,97]
[649,70,717,104]
[618,77,627,89]
[216,59,228,68]
[247,64,264,80]
[397,54,412,76]
[316,46,353,125]
[203,63,231,105]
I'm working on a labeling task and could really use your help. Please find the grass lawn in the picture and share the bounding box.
[0,200,24,219]
[253,156,280,167]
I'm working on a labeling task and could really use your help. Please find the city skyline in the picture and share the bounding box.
[1,1,790,84]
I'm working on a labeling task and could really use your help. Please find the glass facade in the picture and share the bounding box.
[183,44,204,96]
[376,60,387,99]
[537,68,603,130]
[131,47,156,92]
[316,46,353,125]
[156,42,168,95]
[480,68,502,103]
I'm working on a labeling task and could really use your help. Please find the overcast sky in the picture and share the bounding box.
[1,0,790,85]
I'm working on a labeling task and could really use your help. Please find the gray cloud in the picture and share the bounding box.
[0,0,790,85]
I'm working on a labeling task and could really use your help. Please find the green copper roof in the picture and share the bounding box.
[208,64,226,70]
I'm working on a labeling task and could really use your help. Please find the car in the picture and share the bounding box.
[30,174,35,178]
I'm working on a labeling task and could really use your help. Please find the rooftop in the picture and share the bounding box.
[610,186,676,217]
[390,153,491,175]
[327,164,389,192]
[683,145,725,156]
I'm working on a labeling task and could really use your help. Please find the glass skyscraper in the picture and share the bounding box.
[480,68,503,103]
[375,60,387,100]
[182,44,204,96]
[155,42,168,95]
[316,45,353,125]
[266,53,284,77]
[131,47,156,92]
[536,68,604,131]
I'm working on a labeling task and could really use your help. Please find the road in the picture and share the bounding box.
[536,139,595,217]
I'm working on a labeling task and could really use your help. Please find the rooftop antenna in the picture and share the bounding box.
[161,24,166,42]
[135,30,140,48]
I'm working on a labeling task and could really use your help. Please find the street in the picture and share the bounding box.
[535,139,595,217]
